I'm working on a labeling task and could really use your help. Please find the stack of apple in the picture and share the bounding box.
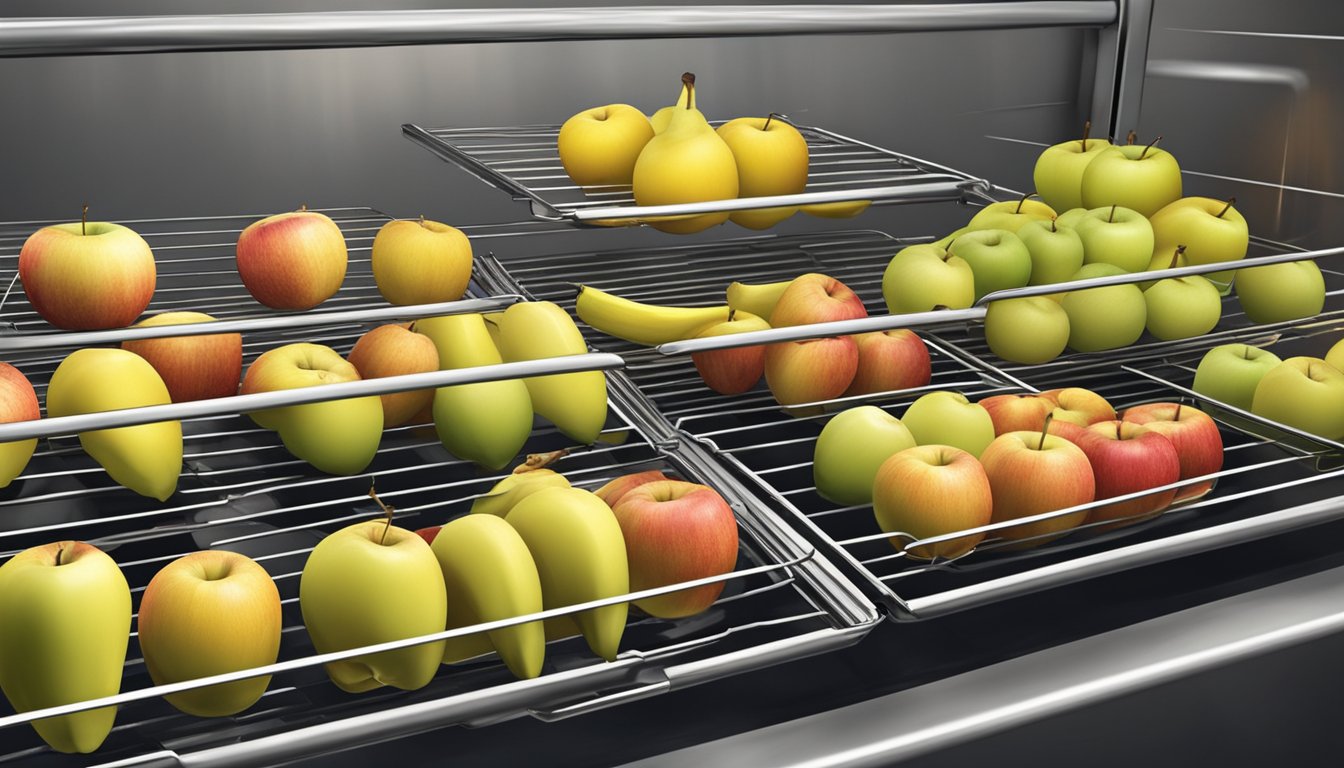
[1193,339,1344,441]
[812,386,1223,556]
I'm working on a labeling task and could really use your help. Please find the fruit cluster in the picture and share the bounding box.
[1193,340,1344,441]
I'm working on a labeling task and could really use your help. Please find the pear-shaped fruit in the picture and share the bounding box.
[650,73,705,134]
[470,468,571,516]
[495,302,608,444]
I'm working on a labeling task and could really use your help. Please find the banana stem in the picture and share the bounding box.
[681,72,696,111]
[81,203,88,236]
[513,448,570,474]
[1217,198,1237,219]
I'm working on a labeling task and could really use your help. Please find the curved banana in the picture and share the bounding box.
[470,468,571,516]
[495,302,608,444]
[416,314,533,470]
[575,285,730,345]
[726,279,793,322]
[432,514,545,680]
[650,74,699,134]
[506,487,628,661]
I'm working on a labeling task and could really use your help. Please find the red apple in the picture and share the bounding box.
[236,207,347,310]
[844,330,932,397]
[594,470,669,509]
[871,444,992,559]
[1077,420,1181,529]
[764,337,859,406]
[1121,403,1223,502]
[980,429,1094,547]
[347,324,440,428]
[414,526,441,546]
[19,217,156,330]
[121,311,242,402]
[768,273,868,328]
[0,362,40,489]
[1046,418,1089,446]
[611,480,738,619]
[978,393,1055,435]
[689,310,770,395]
[1041,387,1116,426]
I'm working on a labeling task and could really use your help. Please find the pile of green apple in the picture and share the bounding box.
[812,386,1223,556]
[1193,339,1344,440]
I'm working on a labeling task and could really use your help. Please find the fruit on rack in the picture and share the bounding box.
[902,391,995,458]
[1060,263,1147,352]
[1076,420,1181,529]
[241,343,383,475]
[872,444,992,559]
[1150,197,1248,291]
[47,348,183,501]
[300,518,447,692]
[595,469,670,508]
[432,513,546,678]
[506,487,629,661]
[983,296,1071,365]
[966,195,1057,233]
[933,226,972,250]
[632,73,740,234]
[470,467,571,517]
[1251,357,1344,440]
[1192,343,1282,412]
[1055,207,1089,230]
[1017,219,1085,287]
[764,337,859,406]
[0,362,39,488]
[651,76,703,134]
[690,310,771,395]
[370,217,473,305]
[495,301,608,444]
[769,273,868,327]
[346,324,439,428]
[1138,244,1188,291]
[1143,258,1222,341]
[947,229,1032,301]
[813,405,916,506]
[417,313,533,470]
[717,115,809,229]
[121,312,243,403]
[0,541,131,753]
[1072,205,1155,273]
[1327,339,1344,373]
[574,285,731,345]
[611,480,739,618]
[845,330,932,396]
[138,550,282,716]
[1234,260,1326,324]
[882,244,976,314]
[980,427,1094,546]
[1033,122,1114,212]
[1079,136,1182,217]
[235,206,348,310]
[18,208,156,330]
[726,279,793,321]
[801,200,872,219]
[979,393,1056,435]
[1040,387,1116,426]
[1122,403,1224,502]
[558,104,655,186]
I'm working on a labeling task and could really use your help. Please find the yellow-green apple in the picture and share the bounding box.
[1055,207,1089,229]
[882,244,975,314]
[0,541,130,753]
[1080,138,1182,217]
[595,470,669,508]
[1122,403,1224,502]
[1138,244,1188,291]
[18,215,156,330]
[947,229,1032,300]
[0,362,39,488]
[813,405,916,506]
[1235,260,1326,324]
[611,480,738,618]
[1072,205,1154,273]
[1033,123,1114,211]
[769,273,867,327]
[1061,263,1147,352]
[871,444,992,559]
[1018,219,1085,287]
[980,428,1094,546]
[347,324,439,427]
[763,337,859,406]
[932,226,971,250]
[468,467,570,517]
[1328,338,1344,373]
[984,296,1071,364]
[137,550,281,717]
[717,115,809,229]
[1144,267,1222,341]
[1040,387,1116,426]
[967,195,1057,233]
[300,520,447,692]
[1150,197,1248,291]
[978,393,1055,435]
[370,217,473,305]
[121,311,243,402]
[240,343,383,475]
[801,200,871,219]
[689,309,770,395]
[236,207,347,310]
[901,391,995,458]
[558,104,655,186]
[1076,420,1181,529]
[1192,343,1282,411]
[1251,357,1344,439]
[46,348,182,501]
[844,330,932,396]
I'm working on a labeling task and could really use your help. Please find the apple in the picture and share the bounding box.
[1017,219,1085,287]
[871,445,992,559]
[611,480,738,618]
[690,309,771,395]
[1077,420,1181,529]
[1138,243,1188,291]
[558,103,654,186]
[932,226,971,250]
[236,207,348,310]
[1072,205,1155,273]
[1046,418,1090,447]
[1040,387,1116,426]
[1327,338,1344,373]
[717,115,809,229]
[1122,403,1224,502]
[980,429,1094,546]
[370,217,473,305]
[1150,197,1249,291]
[121,311,243,402]
[1251,357,1344,440]
[0,362,39,488]
[138,550,281,717]
[1060,263,1148,352]
[882,244,975,314]
[1192,343,1282,411]
[19,214,156,330]
[0,541,131,754]
[1033,123,1114,211]
[347,324,439,427]
[763,337,859,406]
[1080,138,1182,217]
[1055,207,1090,230]
[901,391,995,458]
[813,405,916,506]
[967,195,1058,233]
[947,229,1032,300]
[1235,260,1326,324]
[844,330,932,396]
[978,393,1055,435]
[595,470,670,508]
[1144,268,1222,341]
[983,296,1071,364]
[769,273,868,327]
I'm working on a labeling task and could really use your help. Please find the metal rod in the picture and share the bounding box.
[571,181,981,221]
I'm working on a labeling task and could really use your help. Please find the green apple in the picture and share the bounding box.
[1251,357,1344,439]
[1033,124,1114,211]
[1055,207,1089,229]
[1327,339,1344,373]
[1017,219,1085,286]
[946,229,1032,300]
[1138,244,1188,291]
[984,296,1071,364]
[1061,263,1147,352]
[1080,138,1183,217]
[932,226,971,250]
[882,243,975,314]
[1235,260,1326,324]
[1144,271,1222,340]
[1073,205,1155,273]
[1150,197,1249,292]
[813,405,917,506]
[967,196,1057,233]
[1192,343,1282,411]
[901,391,995,458]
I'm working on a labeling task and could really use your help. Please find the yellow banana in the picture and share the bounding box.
[432,514,545,680]
[726,279,794,322]
[506,487,628,662]
[575,285,730,345]
[495,302,608,445]
[470,467,571,516]
[650,75,700,134]
[416,314,533,470]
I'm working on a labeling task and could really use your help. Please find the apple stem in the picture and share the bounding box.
[1217,198,1237,219]
[55,544,65,567]
[727,308,737,322]
[1139,135,1163,160]
[1038,412,1054,451]
[1081,120,1092,152]
[369,484,396,545]
[682,72,695,111]
[1050,217,1058,233]
[513,448,570,475]
[299,203,308,212]
[1174,402,1183,421]
[1126,130,1137,145]
[1169,244,1187,270]
[81,203,88,236]
[1015,192,1038,215]
[1117,421,1123,440]
[1109,205,1117,223]
[763,112,785,131]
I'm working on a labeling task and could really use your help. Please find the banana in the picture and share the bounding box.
[506,487,628,662]
[431,514,545,679]
[416,314,533,470]
[470,468,571,516]
[574,285,730,345]
[495,302,608,444]
[726,279,794,322]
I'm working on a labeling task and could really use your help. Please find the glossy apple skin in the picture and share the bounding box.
[947,229,1032,301]
[966,199,1057,233]
[558,104,655,186]
[1192,344,1282,412]
[764,337,859,406]
[813,405,916,506]
[690,310,770,395]
[1327,339,1344,373]
[1077,420,1181,529]
[979,393,1055,435]
[347,324,439,427]
[1072,205,1155,273]
[138,550,282,717]
[882,244,975,314]
[902,391,995,458]
[1251,357,1344,440]
[769,273,868,327]
[370,219,473,305]
[122,311,243,402]
[1061,263,1147,352]
[595,470,670,509]
[1144,274,1222,341]
[984,296,1071,365]
[0,362,39,488]
[1034,136,1114,211]
[1040,387,1116,426]
[981,432,1094,546]
[1017,219,1085,287]
[1122,403,1224,501]
[1080,144,1182,217]
[19,221,156,330]
[236,210,348,310]
[612,480,738,618]
[717,117,809,230]
[845,330,931,396]
[872,444,992,559]
[1150,197,1249,291]
[1235,261,1326,325]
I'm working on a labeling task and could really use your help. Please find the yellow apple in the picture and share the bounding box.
[717,115,809,229]
[558,104,655,187]
[370,218,473,306]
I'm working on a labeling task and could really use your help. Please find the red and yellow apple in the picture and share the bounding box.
[978,393,1055,435]
[236,207,347,310]
[764,337,859,406]
[0,362,39,488]
[1041,387,1116,426]
[872,444,992,559]
[1121,403,1223,501]
[980,429,1094,546]
[1076,420,1181,529]
[689,310,770,395]
[121,311,242,402]
[19,218,156,330]
[346,324,439,428]
[844,330,932,396]
[768,273,868,328]
[595,469,669,509]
